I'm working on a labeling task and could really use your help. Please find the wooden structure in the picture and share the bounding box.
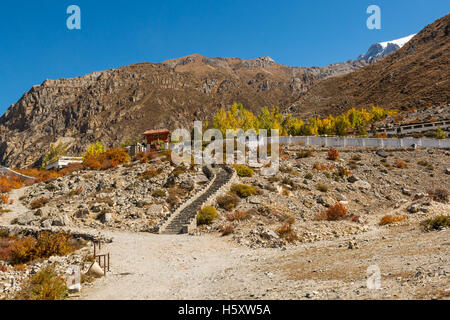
[143,129,171,151]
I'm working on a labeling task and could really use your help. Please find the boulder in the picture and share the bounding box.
[376,150,389,158]
[317,195,335,208]
[354,180,371,190]
[87,262,104,278]
[180,179,195,191]
[347,175,359,183]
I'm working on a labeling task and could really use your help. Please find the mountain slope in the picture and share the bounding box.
[290,14,450,119]
[0,55,363,168]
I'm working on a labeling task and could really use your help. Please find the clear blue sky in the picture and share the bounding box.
[0,0,448,114]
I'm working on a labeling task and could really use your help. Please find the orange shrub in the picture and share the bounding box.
[319,202,348,221]
[313,163,335,171]
[380,215,406,226]
[327,149,339,161]
[83,148,130,171]
[83,157,101,170]
[1,194,9,204]
[394,159,407,169]
[14,169,62,183]
[276,219,298,242]
[0,174,24,193]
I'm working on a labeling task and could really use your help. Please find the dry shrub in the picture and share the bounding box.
[428,188,448,203]
[14,169,62,184]
[83,148,130,170]
[141,167,162,180]
[30,197,50,209]
[394,159,407,169]
[196,206,218,225]
[151,189,166,198]
[1,194,9,204]
[276,217,297,242]
[225,210,251,222]
[0,265,7,272]
[233,165,254,177]
[167,187,187,208]
[0,238,12,262]
[316,183,329,193]
[171,166,188,177]
[16,265,68,300]
[351,154,362,161]
[327,148,339,161]
[11,232,75,265]
[318,202,348,221]
[221,224,234,236]
[217,193,241,211]
[335,166,353,177]
[58,163,83,176]
[313,163,335,171]
[0,174,24,193]
[421,216,450,231]
[417,160,434,170]
[230,184,257,198]
[296,150,313,159]
[379,215,406,226]
[68,187,83,196]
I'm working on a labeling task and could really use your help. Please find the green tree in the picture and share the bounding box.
[40,142,67,169]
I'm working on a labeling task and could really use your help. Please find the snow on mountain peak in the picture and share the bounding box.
[358,34,417,63]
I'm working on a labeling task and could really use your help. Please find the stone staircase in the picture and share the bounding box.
[159,165,235,235]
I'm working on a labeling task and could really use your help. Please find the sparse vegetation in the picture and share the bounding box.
[230,184,257,198]
[30,197,50,209]
[327,149,339,161]
[233,165,254,177]
[196,206,218,225]
[380,215,406,226]
[318,203,348,221]
[217,193,241,211]
[221,224,234,236]
[316,183,329,193]
[152,189,166,198]
[296,150,313,159]
[15,265,68,300]
[394,159,407,169]
[304,172,313,180]
[225,210,252,222]
[418,160,434,170]
[435,127,446,139]
[421,216,450,231]
[428,188,448,203]
[276,216,297,242]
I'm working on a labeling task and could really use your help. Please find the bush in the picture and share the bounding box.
[319,203,348,221]
[217,193,240,211]
[394,159,407,169]
[428,188,448,203]
[30,198,50,210]
[11,232,75,265]
[83,147,130,170]
[221,224,234,236]
[327,149,339,161]
[0,238,12,262]
[233,165,254,177]
[225,210,252,222]
[417,160,434,170]
[316,183,329,193]
[276,218,297,242]
[196,206,218,225]
[379,215,406,226]
[151,189,166,198]
[296,150,313,159]
[435,127,446,139]
[304,172,313,180]
[1,194,9,204]
[0,174,24,193]
[141,167,161,180]
[15,266,68,300]
[230,184,257,198]
[421,216,450,231]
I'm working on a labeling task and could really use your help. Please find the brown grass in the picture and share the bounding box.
[380,215,406,226]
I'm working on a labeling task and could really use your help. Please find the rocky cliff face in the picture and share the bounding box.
[0,55,363,168]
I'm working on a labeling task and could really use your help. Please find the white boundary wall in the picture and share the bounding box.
[171,136,450,149]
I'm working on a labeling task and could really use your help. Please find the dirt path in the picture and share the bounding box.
[0,187,29,225]
[79,226,449,300]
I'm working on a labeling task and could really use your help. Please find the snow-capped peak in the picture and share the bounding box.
[378,34,416,49]
[358,34,416,63]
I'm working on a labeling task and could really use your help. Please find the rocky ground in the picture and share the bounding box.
[1,146,449,300]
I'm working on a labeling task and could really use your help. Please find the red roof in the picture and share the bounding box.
[143,129,170,135]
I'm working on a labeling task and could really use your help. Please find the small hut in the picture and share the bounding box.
[143,129,171,152]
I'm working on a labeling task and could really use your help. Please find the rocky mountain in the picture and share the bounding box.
[289,14,449,119]
[358,34,416,63]
[0,55,364,168]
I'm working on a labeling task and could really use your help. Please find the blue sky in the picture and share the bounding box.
[0,0,448,114]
